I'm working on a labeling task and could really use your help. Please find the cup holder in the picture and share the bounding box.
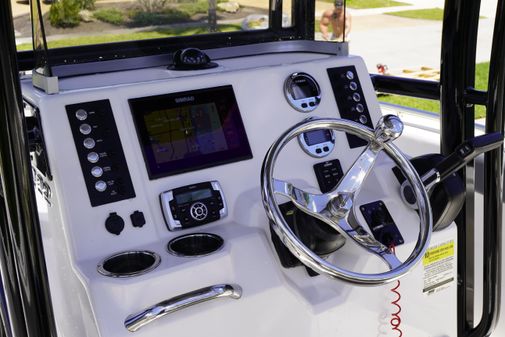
[167,233,224,257]
[97,251,161,278]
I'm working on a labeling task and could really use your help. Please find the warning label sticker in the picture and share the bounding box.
[422,240,455,295]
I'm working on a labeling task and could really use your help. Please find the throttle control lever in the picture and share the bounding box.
[401,132,503,208]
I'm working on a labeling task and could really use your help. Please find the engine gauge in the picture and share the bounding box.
[284,72,321,112]
[298,118,335,158]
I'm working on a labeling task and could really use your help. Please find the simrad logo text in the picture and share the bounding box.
[175,96,195,103]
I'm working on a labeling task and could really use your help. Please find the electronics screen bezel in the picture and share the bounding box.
[129,85,253,180]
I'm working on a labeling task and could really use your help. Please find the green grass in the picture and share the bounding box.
[93,8,127,25]
[386,8,444,20]
[16,24,241,50]
[379,62,490,119]
[318,0,408,9]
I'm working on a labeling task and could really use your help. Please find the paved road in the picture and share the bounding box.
[349,16,495,73]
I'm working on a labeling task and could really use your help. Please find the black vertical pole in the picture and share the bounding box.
[440,0,481,335]
[468,0,505,335]
[208,0,217,33]
[0,1,57,337]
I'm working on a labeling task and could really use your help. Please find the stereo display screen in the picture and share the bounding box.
[130,86,252,179]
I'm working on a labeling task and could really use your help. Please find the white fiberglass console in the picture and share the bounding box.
[22,51,457,337]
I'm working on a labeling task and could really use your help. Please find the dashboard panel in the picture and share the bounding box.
[22,52,457,337]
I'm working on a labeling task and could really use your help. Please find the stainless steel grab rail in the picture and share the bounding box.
[124,284,242,332]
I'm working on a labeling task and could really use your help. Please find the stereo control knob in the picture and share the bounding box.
[345,71,354,80]
[105,212,124,235]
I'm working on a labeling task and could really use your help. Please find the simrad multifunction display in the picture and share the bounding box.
[130,86,253,179]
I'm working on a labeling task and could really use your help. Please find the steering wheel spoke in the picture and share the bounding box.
[273,178,330,214]
[329,146,380,198]
[329,115,404,201]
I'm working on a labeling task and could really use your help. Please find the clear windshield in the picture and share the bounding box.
[13,0,289,50]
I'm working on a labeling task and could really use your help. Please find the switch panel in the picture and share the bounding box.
[327,66,374,148]
[313,159,344,193]
[66,100,135,207]
[359,200,404,247]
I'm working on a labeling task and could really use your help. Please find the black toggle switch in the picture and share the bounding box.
[105,212,124,235]
[130,210,146,228]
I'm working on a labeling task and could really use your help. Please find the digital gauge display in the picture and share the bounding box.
[303,129,333,146]
[298,119,336,158]
[284,72,321,113]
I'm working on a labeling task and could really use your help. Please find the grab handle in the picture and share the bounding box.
[124,284,242,332]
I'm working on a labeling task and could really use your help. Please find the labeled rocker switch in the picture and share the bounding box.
[130,210,146,228]
[105,212,124,235]
[359,201,404,247]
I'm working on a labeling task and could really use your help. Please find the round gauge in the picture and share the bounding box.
[297,118,336,158]
[284,72,321,112]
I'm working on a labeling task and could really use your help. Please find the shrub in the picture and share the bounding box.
[94,8,126,25]
[136,0,167,13]
[77,0,95,10]
[176,0,208,16]
[49,0,80,28]
[130,10,189,26]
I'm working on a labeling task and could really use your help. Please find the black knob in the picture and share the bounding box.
[105,212,124,235]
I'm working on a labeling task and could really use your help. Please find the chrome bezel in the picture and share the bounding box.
[97,250,161,278]
[167,233,224,258]
[297,118,336,158]
[284,72,321,113]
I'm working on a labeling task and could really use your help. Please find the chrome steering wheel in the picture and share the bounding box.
[261,115,432,285]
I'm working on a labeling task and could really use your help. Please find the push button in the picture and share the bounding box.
[79,123,92,135]
[359,115,368,124]
[91,166,103,178]
[95,180,107,192]
[87,152,99,163]
[83,138,96,149]
[349,82,358,91]
[75,109,88,121]
[352,93,361,102]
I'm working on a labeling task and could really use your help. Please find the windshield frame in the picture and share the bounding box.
[16,0,315,72]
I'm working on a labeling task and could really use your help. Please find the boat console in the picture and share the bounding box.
[22,50,458,337]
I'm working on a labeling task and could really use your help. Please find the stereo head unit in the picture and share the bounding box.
[129,85,253,179]
[160,181,227,231]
